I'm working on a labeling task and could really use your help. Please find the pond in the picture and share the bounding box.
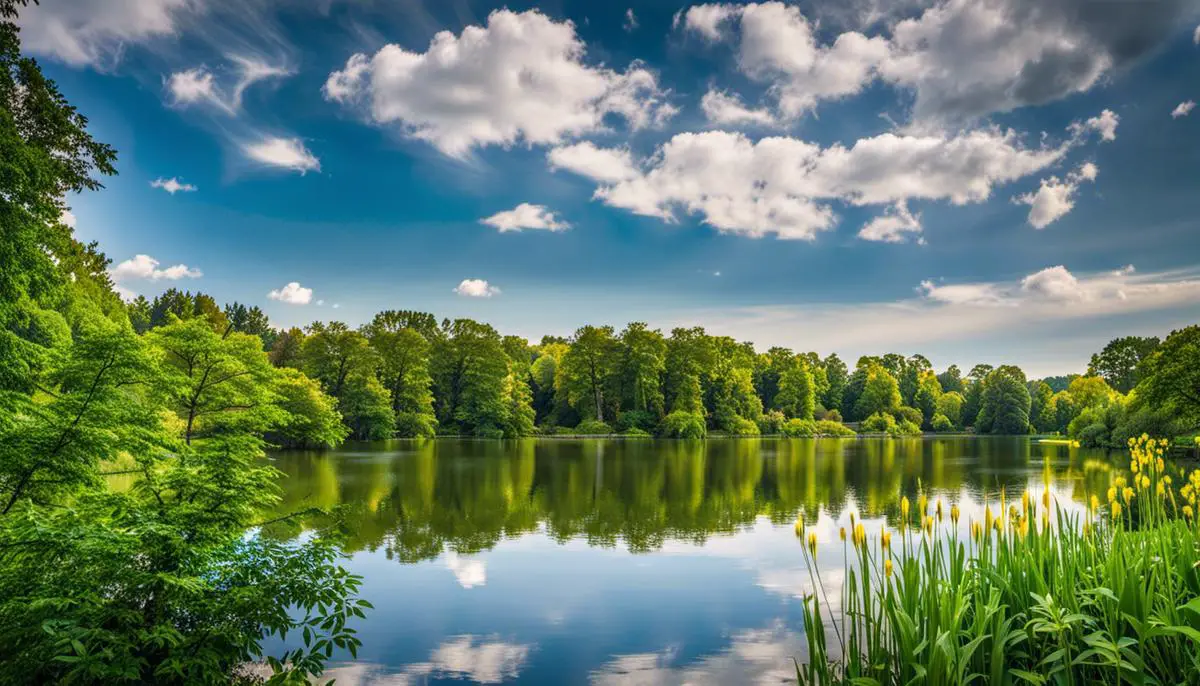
[262,437,1117,685]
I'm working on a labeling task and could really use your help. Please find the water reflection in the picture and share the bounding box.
[261,438,1123,685]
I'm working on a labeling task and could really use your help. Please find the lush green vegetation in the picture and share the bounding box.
[0,4,365,681]
[794,436,1200,685]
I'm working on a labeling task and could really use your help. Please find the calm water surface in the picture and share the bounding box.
[262,437,1119,685]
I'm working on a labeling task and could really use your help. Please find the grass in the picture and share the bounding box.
[793,436,1200,685]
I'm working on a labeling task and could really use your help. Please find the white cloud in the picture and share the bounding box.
[241,136,320,173]
[858,201,922,243]
[557,128,1064,240]
[16,0,193,68]
[480,203,570,233]
[1014,162,1098,229]
[166,57,292,114]
[150,177,197,194]
[454,279,501,298]
[60,210,77,228]
[444,552,486,588]
[683,1,1190,124]
[323,9,675,157]
[1020,265,1085,300]
[623,8,639,32]
[1070,109,1119,142]
[1195,24,1200,43]
[110,254,202,282]
[267,282,313,305]
[917,280,1006,306]
[1172,100,1196,118]
[700,90,778,126]
[547,142,640,183]
[322,637,533,685]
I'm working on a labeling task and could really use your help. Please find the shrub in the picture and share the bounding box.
[930,413,954,432]
[730,417,760,436]
[616,410,656,433]
[658,411,707,439]
[825,409,843,423]
[860,412,898,434]
[896,419,923,436]
[574,419,613,435]
[814,419,855,437]
[395,411,437,438]
[893,405,924,427]
[783,419,818,437]
[757,410,787,435]
[1078,422,1110,448]
[621,427,652,437]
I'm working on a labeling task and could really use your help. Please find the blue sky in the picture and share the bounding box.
[21,0,1200,376]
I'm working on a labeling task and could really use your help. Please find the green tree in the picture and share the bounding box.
[975,365,1031,434]
[899,354,932,406]
[558,325,620,424]
[301,322,392,439]
[224,301,276,350]
[854,363,902,419]
[1067,375,1118,410]
[936,391,964,428]
[1087,335,1160,393]
[365,316,437,437]
[937,364,964,394]
[269,326,305,368]
[619,323,666,417]
[435,319,520,437]
[822,353,848,412]
[775,355,815,420]
[1136,325,1200,425]
[912,370,942,429]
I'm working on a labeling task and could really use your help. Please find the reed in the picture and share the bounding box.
[794,436,1200,685]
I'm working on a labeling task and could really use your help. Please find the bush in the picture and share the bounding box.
[658,411,707,439]
[930,413,954,432]
[574,419,613,435]
[893,405,924,427]
[757,410,787,435]
[621,427,652,437]
[815,419,855,437]
[896,419,923,436]
[1078,422,1111,448]
[395,411,437,438]
[730,417,760,436]
[860,412,898,434]
[825,409,843,423]
[783,418,818,437]
[616,410,656,433]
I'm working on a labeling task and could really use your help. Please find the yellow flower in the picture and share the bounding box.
[1112,501,1123,518]
[923,515,933,534]
[971,521,982,538]
[1089,494,1099,513]
[794,516,805,537]
[936,500,944,521]
[1130,460,1139,474]
[854,524,867,547]
[839,527,846,542]
[1122,487,1134,503]
[1107,486,1118,503]
[1022,491,1030,512]
[1156,482,1166,497]
[984,505,994,531]
[1184,505,1195,519]
[1156,458,1165,473]
[950,504,960,523]
[807,532,818,556]
[884,559,894,578]
[1042,490,1050,509]
[918,494,928,515]
[1139,474,1150,490]
[881,530,892,550]
[900,496,910,520]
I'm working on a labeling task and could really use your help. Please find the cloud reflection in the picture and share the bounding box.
[320,635,533,685]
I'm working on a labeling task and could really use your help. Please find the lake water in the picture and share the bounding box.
[263,437,1116,685]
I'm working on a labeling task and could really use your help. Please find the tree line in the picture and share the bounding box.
[128,289,1200,447]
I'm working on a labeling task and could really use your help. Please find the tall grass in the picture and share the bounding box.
[794,436,1200,685]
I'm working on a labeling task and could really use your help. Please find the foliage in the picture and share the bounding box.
[364,320,437,438]
[1087,335,1160,393]
[728,416,761,436]
[911,371,942,429]
[559,325,619,423]
[574,419,613,435]
[854,364,902,419]
[775,355,816,420]
[658,411,706,439]
[930,413,954,432]
[1137,325,1200,426]
[616,409,656,433]
[757,409,787,434]
[265,367,349,448]
[859,412,897,434]
[976,365,1031,435]
[794,436,1200,686]
[822,354,848,412]
[619,322,666,417]
[783,419,855,437]
[1067,374,1118,410]
[893,405,924,428]
[935,391,964,429]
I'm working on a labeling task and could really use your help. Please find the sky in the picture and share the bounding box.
[21,0,1200,376]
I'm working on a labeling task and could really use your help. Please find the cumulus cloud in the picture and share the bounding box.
[682,0,1193,123]
[323,9,675,157]
[454,279,501,298]
[1172,100,1196,118]
[60,210,76,228]
[267,282,313,305]
[166,56,292,114]
[322,636,533,685]
[241,136,320,173]
[1069,109,1119,142]
[480,203,570,233]
[547,142,641,183]
[858,201,922,243]
[110,254,202,283]
[1014,161,1098,229]
[150,177,197,194]
[700,90,778,126]
[444,552,486,588]
[555,128,1065,240]
[16,0,193,68]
